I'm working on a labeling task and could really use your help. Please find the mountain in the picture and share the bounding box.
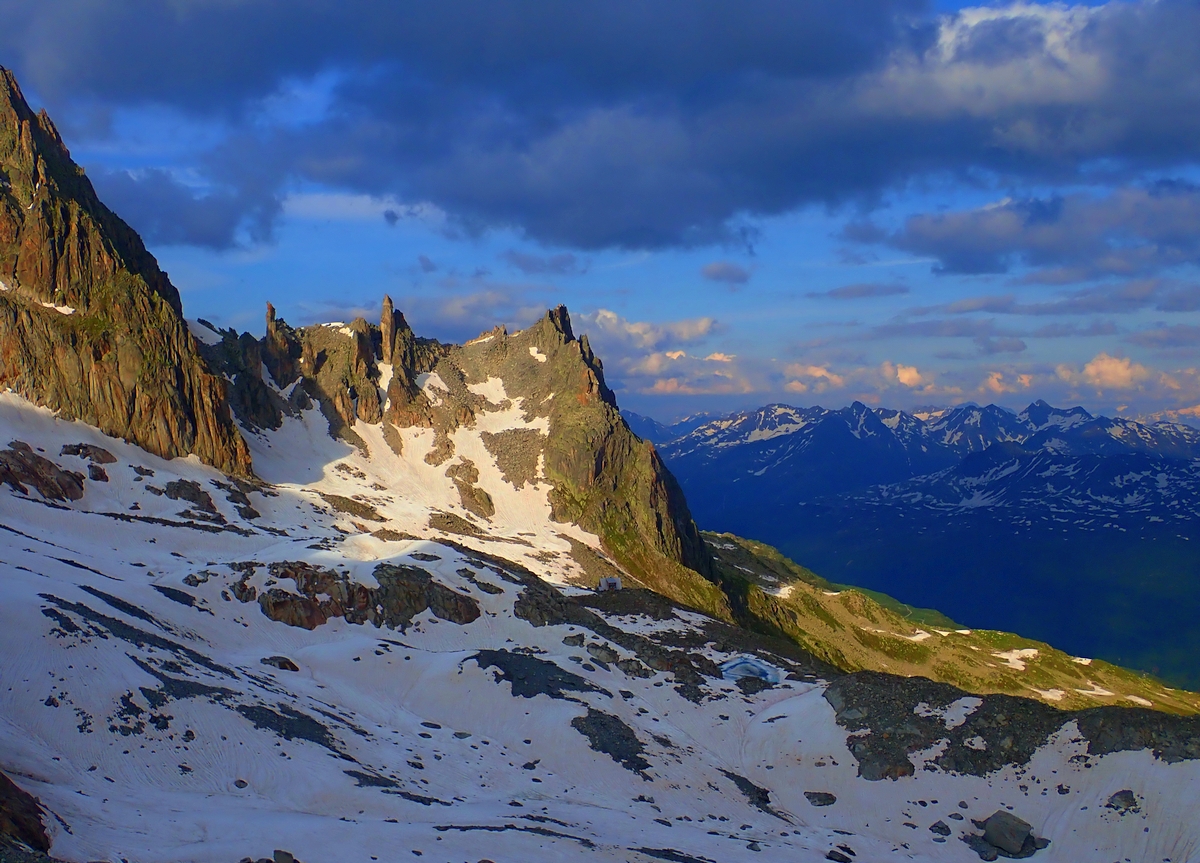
[621,409,723,444]
[193,302,723,615]
[3,67,1200,863]
[620,410,673,444]
[653,400,1200,687]
[3,369,1199,863]
[706,532,1200,713]
[0,67,250,476]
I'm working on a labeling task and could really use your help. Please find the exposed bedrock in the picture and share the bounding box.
[0,441,84,501]
[825,671,1200,781]
[0,67,251,477]
[234,560,480,631]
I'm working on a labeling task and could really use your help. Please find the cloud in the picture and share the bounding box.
[1031,321,1119,338]
[1127,325,1200,349]
[975,336,1027,355]
[578,309,721,351]
[10,0,1200,251]
[810,282,909,300]
[501,250,586,275]
[881,186,1200,281]
[981,371,1033,395]
[908,280,1200,322]
[573,309,753,397]
[89,167,280,249]
[644,376,755,396]
[881,361,924,387]
[873,317,997,339]
[783,363,845,392]
[417,254,438,273]
[701,261,752,286]
[1063,353,1153,391]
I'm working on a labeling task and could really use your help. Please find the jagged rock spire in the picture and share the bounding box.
[381,294,397,364]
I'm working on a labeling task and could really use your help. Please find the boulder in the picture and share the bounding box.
[1105,789,1141,813]
[983,810,1031,855]
[0,441,85,501]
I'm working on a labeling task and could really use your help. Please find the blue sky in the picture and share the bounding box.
[4,0,1200,421]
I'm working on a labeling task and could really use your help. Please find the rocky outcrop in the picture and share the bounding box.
[263,303,302,389]
[526,308,715,583]
[0,68,250,476]
[233,560,480,631]
[0,441,84,501]
[0,770,49,854]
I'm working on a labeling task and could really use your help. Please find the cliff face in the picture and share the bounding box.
[0,67,250,476]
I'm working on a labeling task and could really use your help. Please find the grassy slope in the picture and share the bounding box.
[703,531,1200,716]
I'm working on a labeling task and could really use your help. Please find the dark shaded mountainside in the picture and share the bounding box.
[0,68,250,476]
[643,400,1200,688]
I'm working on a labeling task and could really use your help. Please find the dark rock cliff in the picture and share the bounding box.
[0,67,250,476]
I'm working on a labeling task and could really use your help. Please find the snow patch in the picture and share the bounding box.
[1032,688,1066,702]
[992,648,1039,671]
[186,319,224,345]
[914,697,982,729]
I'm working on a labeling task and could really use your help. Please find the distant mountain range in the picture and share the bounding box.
[629,401,1200,688]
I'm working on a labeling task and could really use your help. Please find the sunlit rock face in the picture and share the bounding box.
[0,68,251,477]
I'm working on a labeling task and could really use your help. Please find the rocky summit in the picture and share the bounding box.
[1,68,1199,863]
[0,67,250,476]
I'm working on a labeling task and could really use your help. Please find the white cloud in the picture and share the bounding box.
[982,370,1032,394]
[580,309,720,351]
[783,363,846,391]
[881,360,925,387]
[1081,353,1151,390]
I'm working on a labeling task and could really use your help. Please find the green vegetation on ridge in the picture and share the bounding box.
[700,530,1200,716]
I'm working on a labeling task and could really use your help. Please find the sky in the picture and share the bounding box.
[3,0,1200,422]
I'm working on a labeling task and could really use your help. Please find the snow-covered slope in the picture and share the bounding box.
[3,392,1200,863]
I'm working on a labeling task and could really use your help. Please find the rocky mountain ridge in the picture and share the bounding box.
[647,399,1200,494]
[0,67,250,476]
[195,299,722,616]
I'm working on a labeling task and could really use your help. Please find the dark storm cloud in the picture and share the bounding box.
[885,184,1200,281]
[90,168,281,249]
[3,0,1200,251]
